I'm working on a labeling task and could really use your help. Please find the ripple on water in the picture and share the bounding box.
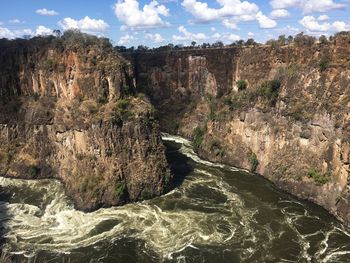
[0,134,349,263]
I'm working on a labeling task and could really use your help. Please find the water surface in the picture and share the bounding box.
[0,134,349,262]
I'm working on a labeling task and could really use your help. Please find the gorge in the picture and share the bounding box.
[0,31,349,262]
[130,33,350,227]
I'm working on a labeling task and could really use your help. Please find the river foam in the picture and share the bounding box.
[0,134,349,262]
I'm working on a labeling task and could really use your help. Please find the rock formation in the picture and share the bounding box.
[130,33,350,226]
[0,32,171,211]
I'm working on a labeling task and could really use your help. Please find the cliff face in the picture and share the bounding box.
[0,35,171,211]
[132,35,350,226]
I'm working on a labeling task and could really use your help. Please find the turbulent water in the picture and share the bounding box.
[0,134,349,262]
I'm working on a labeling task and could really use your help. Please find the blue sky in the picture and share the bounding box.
[1,0,350,47]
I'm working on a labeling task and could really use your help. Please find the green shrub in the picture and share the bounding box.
[286,64,300,78]
[249,152,259,172]
[223,96,240,111]
[28,165,40,177]
[319,58,330,72]
[0,151,12,165]
[307,168,330,185]
[140,187,152,200]
[42,59,57,72]
[192,127,205,150]
[123,85,131,95]
[259,79,281,106]
[115,99,130,119]
[115,182,126,197]
[236,80,247,91]
[97,90,108,104]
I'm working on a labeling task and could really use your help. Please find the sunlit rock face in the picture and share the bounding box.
[0,33,171,211]
[130,34,350,226]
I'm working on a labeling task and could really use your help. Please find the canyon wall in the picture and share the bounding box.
[131,35,350,226]
[0,34,171,211]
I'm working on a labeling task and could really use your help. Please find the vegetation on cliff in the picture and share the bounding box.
[0,30,173,211]
[133,31,350,226]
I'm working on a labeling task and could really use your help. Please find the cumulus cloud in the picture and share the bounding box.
[35,26,53,36]
[118,33,135,45]
[182,0,259,21]
[181,0,276,29]
[318,15,329,21]
[299,15,349,32]
[36,8,59,16]
[58,16,109,33]
[275,25,300,36]
[172,25,207,42]
[222,18,238,30]
[270,0,345,14]
[114,0,170,29]
[270,9,290,19]
[212,32,240,42]
[0,25,53,39]
[145,33,165,43]
[0,27,16,39]
[256,12,277,28]
[227,33,241,41]
[172,26,241,44]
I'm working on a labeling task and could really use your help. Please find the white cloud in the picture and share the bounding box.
[118,33,135,45]
[182,0,275,29]
[182,0,259,21]
[222,18,238,30]
[0,27,16,39]
[0,28,33,39]
[227,33,240,41]
[299,15,349,32]
[172,26,241,44]
[270,9,290,19]
[275,25,300,36]
[114,0,170,29]
[9,19,21,24]
[58,16,109,33]
[212,32,241,42]
[270,0,345,14]
[172,26,207,42]
[145,32,165,43]
[35,26,53,36]
[256,12,277,28]
[0,26,52,39]
[318,15,329,21]
[248,31,254,37]
[36,8,59,16]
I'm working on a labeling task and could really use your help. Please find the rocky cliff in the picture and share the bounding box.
[0,33,171,211]
[131,34,350,226]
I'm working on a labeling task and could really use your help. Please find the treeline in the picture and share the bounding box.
[0,29,114,53]
[1,29,349,55]
[116,31,350,53]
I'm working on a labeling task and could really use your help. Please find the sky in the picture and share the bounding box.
[1,0,350,47]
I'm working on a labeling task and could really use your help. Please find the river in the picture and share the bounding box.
[0,134,349,262]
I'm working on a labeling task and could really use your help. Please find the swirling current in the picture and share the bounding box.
[0,134,349,262]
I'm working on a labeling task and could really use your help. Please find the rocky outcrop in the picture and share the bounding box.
[0,34,171,211]
[131,35,350,226]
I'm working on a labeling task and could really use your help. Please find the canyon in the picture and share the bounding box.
[0,31,349,229]
[130,33,350,227]
[0,33,171,211]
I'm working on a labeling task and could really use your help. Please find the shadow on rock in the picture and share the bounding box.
[164,140,193,189]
